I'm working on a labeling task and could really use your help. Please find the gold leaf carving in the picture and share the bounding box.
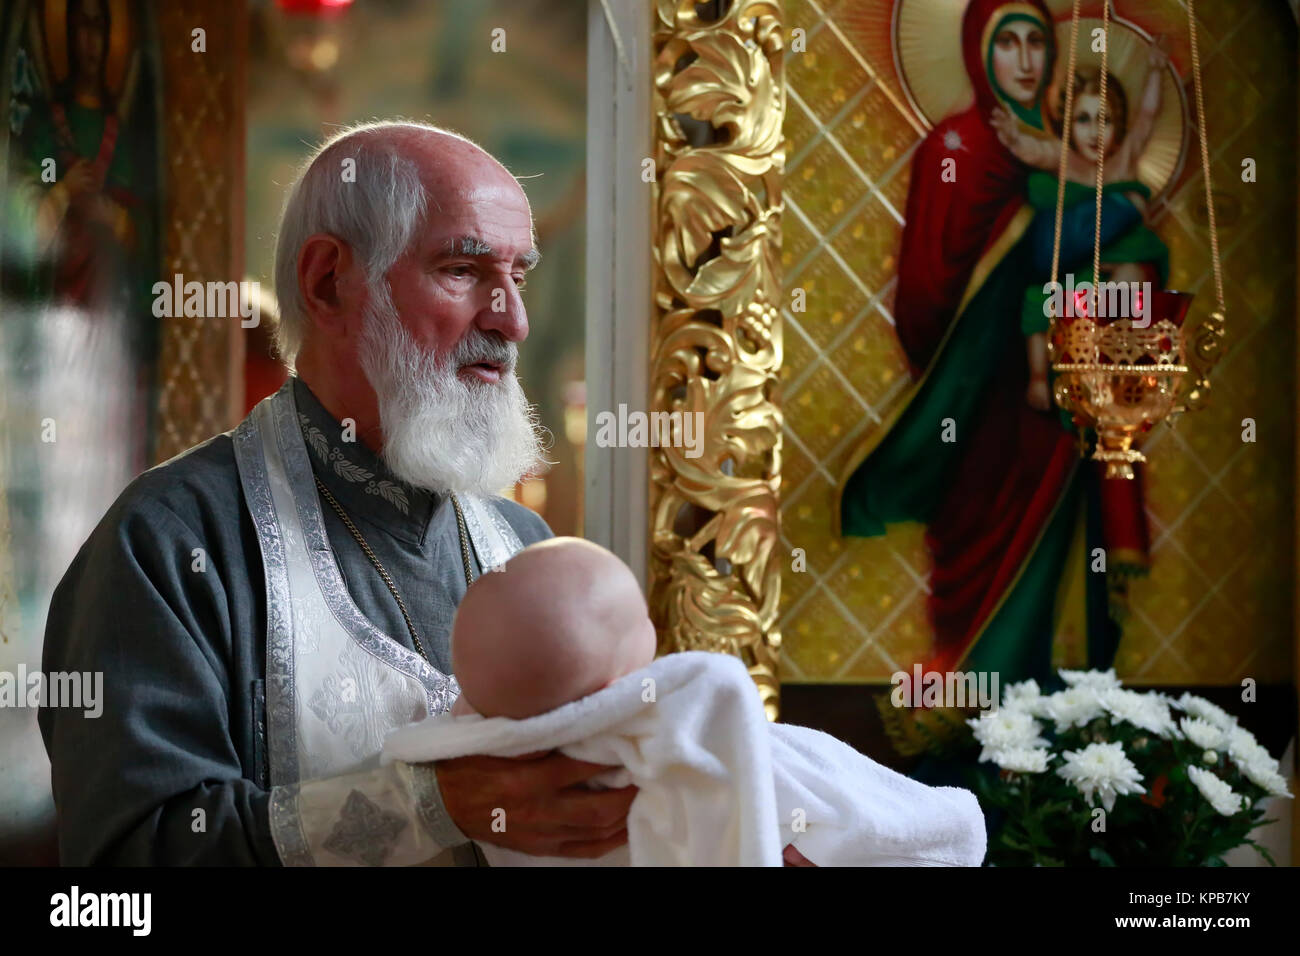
[650,0,785,718]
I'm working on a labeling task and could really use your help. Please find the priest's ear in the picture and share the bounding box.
[297,233,367,339]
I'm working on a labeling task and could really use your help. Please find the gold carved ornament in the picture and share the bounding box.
[649,0,785,718]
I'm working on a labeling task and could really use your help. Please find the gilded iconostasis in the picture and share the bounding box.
[778,0,1296,699]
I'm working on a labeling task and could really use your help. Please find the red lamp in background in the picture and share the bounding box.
[275,0,354,17]
[273,0,353,74]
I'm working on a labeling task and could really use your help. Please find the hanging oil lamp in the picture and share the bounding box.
[1047,0,1226,480]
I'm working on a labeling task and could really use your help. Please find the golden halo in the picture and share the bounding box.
[39,0,135,96]
[894,1,1188,197]
[1047,17,1187,198]
[892,0,980,129]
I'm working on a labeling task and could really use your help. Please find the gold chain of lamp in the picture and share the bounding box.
[1048,0,1084,296]
[1179,0,1228,412]
[1090,0,1112,327]
[1047,0,1226,479]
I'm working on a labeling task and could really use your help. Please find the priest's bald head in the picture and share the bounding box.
[272,121,545,496]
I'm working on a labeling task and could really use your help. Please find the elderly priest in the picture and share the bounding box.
[39,122,637,866]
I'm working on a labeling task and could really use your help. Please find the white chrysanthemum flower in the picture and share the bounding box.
[1042,686,1105,732]
[1224,725,1269,766]
[1002,679,1043,712]
[1146,689,1181,720]
[1099,688,1181,738]
[1060,668,1122,692]
[1232,749,1284,796]
[967,708,1048,760]
[990,747,1050,774]
[1175,693,1238,732]
[1180,716,1228,751]
[1056,742,1145,811]
[1187,765,1244,816]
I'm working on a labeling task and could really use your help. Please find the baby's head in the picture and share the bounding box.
[1049,67,1129,163]
[450,537,657,719]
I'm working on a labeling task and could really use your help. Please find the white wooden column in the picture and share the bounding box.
[584,0,652,588]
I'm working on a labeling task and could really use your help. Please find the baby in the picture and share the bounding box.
[450,536,656,721]
[438,537,983,867]
[991,36,1171,411]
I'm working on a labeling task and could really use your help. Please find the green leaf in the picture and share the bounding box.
[1088,846,1117,867]
[1245,840,1279,867]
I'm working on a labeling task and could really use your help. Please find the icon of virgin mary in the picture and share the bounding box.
[839,0,1165,701]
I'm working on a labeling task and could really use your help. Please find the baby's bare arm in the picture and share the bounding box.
[990,105,1060,170]
[1127,36,1170,159]
[1015,134,1061,171]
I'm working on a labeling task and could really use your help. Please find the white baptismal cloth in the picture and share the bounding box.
[382,651,986,867]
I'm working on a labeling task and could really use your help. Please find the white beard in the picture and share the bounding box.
[358,289,546,497]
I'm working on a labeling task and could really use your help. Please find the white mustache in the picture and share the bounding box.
[440,335,517,375]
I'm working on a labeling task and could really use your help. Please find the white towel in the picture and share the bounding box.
[382,651,986,867]
[770,722,986,866]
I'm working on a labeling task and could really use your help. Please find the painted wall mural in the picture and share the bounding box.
[779,0,1295,695]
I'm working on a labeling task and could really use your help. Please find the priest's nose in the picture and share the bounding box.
[479,278,529,342]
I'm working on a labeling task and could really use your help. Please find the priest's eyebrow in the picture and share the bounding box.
[446,235,541,271]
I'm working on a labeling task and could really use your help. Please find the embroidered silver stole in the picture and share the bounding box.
[232,382,522,865]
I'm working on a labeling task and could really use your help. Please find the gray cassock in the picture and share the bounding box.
[39,377,551,865]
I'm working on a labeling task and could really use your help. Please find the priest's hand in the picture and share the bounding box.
[434,751,636,858]
[783,843,817,867]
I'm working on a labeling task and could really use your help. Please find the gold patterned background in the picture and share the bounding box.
[778,0,1297,685]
